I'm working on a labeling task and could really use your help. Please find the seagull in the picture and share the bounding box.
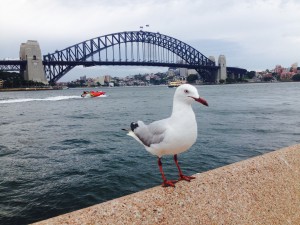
[124,84,208,187]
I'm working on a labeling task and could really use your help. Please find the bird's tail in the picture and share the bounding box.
[122,128,144,146]
[122,128,135,137]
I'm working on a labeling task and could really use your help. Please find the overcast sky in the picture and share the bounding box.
[1,0,300,81]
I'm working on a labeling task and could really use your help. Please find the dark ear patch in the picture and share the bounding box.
[130,122,139,131]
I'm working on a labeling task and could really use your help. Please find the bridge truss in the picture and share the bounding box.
[43,31,218,84]
[0,60,26,72]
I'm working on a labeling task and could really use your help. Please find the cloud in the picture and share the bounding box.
[1,0,300,79]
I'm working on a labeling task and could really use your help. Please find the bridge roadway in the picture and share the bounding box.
[43,60,219,70]
[0,60,26,71]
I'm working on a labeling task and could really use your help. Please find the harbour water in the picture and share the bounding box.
[1,82,300,224]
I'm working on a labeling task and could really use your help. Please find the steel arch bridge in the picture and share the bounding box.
[43,31,219,84]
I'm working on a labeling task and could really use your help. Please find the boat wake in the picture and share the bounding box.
[0,96,82,104]
[96,94,108,98]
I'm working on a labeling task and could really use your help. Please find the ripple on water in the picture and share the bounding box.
[60,138,92,147]
[0,145,18,157]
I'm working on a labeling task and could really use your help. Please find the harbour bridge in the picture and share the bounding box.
[0,31,247,84]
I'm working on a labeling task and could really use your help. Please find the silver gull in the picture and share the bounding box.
[124,84,208,187]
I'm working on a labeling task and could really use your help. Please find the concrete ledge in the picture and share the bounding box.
[33,144,300,224]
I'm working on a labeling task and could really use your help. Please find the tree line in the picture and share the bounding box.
[0,72,46,88]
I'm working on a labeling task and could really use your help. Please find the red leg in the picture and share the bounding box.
[158,157,177,187]
[174,154,195,182]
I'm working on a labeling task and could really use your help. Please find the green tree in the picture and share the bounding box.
[263,76,273,82]
[226,77,235,83]
[246,71,256,79]
[292,74,300,81]
[272,72,280,81]
[187,74,198,83]
[79,80,86,87]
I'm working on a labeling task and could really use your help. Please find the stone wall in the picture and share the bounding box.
[33,144,300,224]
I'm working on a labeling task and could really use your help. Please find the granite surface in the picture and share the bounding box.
[33,144,300,225]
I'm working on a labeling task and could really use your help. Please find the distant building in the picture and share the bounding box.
[86,78,95,87]
[275,65,283,74]
[80,75,87,82]
[145,75,151,81]
[93,77,103,85]
[179,68,188,77]
[103,75,111,83]
[273,63,298,80]
[92,75,112,85]
[167,68,176,77]
[291,63,298,73]
[0,79,3,88]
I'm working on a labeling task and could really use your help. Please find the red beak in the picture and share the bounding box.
[191,97,209,106]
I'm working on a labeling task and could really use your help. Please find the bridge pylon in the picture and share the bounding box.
[209,56,218,83]
[19,40,48,84]
[218,55,227,82]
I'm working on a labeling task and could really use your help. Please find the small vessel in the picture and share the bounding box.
[168,81,184,88]
[81,91,106,98]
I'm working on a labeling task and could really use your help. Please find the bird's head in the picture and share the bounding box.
[174,84,208,106]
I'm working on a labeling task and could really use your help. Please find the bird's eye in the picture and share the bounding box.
[184,89,189,94]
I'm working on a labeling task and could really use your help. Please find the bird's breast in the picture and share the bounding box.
[161,116,197,154]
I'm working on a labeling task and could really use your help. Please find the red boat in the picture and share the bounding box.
[81,91,106,98]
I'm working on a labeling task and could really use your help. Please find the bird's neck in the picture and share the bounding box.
[171,100,193,118]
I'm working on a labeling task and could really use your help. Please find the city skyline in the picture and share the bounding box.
[57,61,300,83]
[1,0,300,81]
[61,60,300,86]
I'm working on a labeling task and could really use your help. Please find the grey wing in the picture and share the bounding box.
[134,120,167,147]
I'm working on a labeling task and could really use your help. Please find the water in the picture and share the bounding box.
[1,83,300,224]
